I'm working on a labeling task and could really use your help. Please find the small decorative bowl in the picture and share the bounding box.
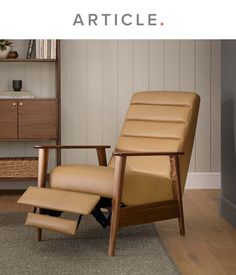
[7,51,19,59]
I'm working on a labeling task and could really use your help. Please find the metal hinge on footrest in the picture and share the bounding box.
[26,213,78,235]
[17,186,101,215]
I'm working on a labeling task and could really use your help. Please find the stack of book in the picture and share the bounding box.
[27,40,57,59]
[0,91,34,99]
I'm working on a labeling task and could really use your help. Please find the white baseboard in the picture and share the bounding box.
[0,173,221,190]
[185,172,221,189]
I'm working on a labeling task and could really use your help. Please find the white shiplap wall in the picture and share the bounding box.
[0,40,221,177]
[61,40,221,173]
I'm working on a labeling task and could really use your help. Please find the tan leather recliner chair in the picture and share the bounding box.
[18,91,200,256]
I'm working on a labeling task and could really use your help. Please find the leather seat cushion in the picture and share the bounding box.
[50,164,174,206]
[109,155,171,179]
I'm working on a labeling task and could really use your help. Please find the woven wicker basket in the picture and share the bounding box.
[0,157,38,179]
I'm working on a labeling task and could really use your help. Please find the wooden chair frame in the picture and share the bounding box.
[34,145,184,256]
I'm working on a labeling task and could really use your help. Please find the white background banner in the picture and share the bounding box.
[0,0,235,38]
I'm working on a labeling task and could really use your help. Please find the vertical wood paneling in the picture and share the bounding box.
[0,40,221,177]
[40,63,51,98]
[102,41,118,160]
[24,63,41,97]
[24,141,37,157]
[196,41,211,172]
[117,40,133,133]
[165,41,180,90]
[180,40,196,172]
[70,40,88,164]
[87,41,102,164]
[0,63,9,91]
[133,41,149,91]
[49,62,55,97]
[70,41,80,163]
[61,40,73,164]
[8,63,25,87]
[211,41,221,172]
[0,141,10,157]
[12,40,27,58]
[180,41,196,91]
[148,40,165,90]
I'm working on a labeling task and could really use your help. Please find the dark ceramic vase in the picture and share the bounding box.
[13,80,22,91]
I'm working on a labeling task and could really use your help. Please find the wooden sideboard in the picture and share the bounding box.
[0,99,57,139]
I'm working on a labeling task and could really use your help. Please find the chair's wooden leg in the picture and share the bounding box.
[37,228,42,241]
[169,155,186,236]
[36,148,48,242]
[178,195,185,235]
[108,155,126,257]
[108,203,119,256]
[175,155,185,236]
[178,217,185,236]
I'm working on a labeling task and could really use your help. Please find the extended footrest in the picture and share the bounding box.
[17,186,101,235]
[18,186,100,215]
[26,212,78,235]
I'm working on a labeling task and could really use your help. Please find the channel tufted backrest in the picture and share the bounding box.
[109,91,200,190]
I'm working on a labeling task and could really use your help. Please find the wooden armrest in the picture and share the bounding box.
[34,145,110,149]
[112,151,184,157]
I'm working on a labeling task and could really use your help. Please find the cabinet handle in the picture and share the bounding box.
[13,102,16,106]
[19,102,23,106]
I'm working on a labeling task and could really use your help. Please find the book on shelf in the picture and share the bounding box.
[51,40,57,59]
[35,40,40,59]
[35,39,57,60]
[26,40,35,59]
[39,40,44,59]
[0,91,34,99]
[44,40,48,59]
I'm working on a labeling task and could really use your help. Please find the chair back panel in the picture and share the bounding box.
[126,105,191,123]
[122,121,187,139]
[109,91,200,190]
[116,136,183,153]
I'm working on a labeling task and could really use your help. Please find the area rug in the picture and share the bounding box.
[0,212,180,275]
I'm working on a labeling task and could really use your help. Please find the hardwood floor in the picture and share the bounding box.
[0,189,236,274]
[155,190,236,275]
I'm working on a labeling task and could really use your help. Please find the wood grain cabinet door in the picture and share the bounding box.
[18,100,57,139]
[0,100,18,139]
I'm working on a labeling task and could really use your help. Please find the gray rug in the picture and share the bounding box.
[0,212,180,275]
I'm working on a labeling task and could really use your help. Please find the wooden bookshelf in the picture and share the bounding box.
[0,40,61,182]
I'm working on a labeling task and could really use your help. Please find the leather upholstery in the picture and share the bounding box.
[26,213,78,235]
[50,164,173,206]
[111,91,200,191]
[50,91,200,206]
[18,186,100,215]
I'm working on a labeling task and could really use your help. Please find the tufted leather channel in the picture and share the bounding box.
[50,91,200,206]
